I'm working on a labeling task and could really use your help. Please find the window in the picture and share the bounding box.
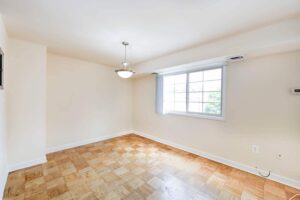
[0,48,3,89]
[158,66,224,119]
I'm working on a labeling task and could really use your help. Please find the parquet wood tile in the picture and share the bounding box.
[3,134,300,200]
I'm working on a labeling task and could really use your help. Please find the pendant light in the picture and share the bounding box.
[115,41,135,78]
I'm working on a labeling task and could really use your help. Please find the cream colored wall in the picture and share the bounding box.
[0,14,8,198]
[132,51,300,181]
[47,53,132,148]
[6,38,47,165]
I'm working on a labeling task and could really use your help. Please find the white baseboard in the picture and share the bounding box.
[0,166,8,199]
[6,131,132,174]
[8,130,299,190]
[132,131,300,190]
[46,130,132,154]
[8,156,47,172]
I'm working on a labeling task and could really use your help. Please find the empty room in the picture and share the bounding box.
[0,0,300,199]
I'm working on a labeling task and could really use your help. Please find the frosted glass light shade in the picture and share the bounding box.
[115,69,135,78]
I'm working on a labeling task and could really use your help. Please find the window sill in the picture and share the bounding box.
[163,111,225,121]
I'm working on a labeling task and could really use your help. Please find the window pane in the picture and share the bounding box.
[189,71,203,82]
[163,73,187,113]
[203,80,221,91]
[189,92,202,102]
[164,76,174,85]
[174,83,186,92]
[164,83,174,93]
[175,93,186,102]
[188,103,202,113]
[204,68,222,81]
[189,82,203,92]
[163,101,174,112]
[203,92,221,103]
[174,74,187,83]
[164,92,174,102]
[203,103,221,115]
[162,67,223,116]
[174,102,186,112]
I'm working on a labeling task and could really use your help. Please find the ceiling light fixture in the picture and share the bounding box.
[115,41,135,78]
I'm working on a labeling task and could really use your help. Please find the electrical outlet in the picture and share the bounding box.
[276,153,283,160]
[252,145,260,153]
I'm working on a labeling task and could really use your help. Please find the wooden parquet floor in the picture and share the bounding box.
[3,134,300,200]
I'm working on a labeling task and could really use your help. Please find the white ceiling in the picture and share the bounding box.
[0,0,300,67]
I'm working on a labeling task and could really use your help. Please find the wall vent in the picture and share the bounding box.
[229,55,244,61]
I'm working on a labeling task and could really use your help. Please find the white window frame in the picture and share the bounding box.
[157,65,226,121]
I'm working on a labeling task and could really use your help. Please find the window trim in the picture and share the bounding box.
[161,65,226,121]
[0,47,3,90]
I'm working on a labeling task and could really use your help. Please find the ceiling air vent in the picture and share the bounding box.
[229,55,244,61]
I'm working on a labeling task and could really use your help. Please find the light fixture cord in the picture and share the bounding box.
[124,43,127,68]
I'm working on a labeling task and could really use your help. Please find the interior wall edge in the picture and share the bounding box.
[6,37,47,169]
[0,165,8,199]
[132,130,300,190]
[0,13,8,200]
[46,52,115,70]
